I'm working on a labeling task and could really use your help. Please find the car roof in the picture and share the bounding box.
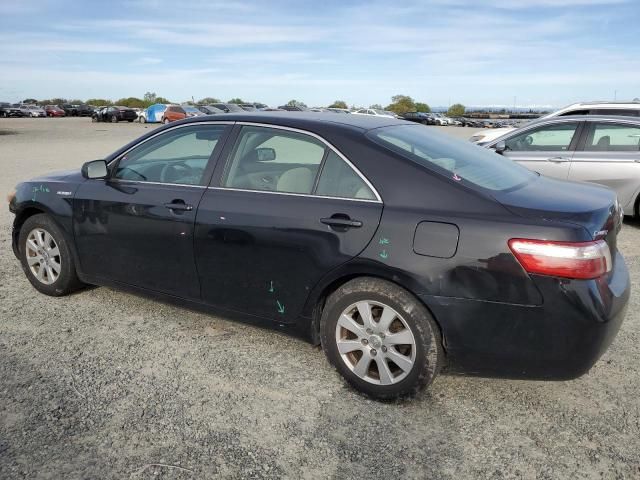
[181,111,406,132]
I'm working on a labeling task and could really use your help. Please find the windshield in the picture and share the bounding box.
[368,125,535,192]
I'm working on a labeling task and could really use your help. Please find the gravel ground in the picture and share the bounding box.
[0,118,639,479]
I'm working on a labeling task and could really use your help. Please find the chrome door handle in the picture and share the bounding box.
[320,217,362,228]
[164,201,193,211]
[546,156,571,163]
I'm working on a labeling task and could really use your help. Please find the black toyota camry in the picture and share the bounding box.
[7,113,630,399]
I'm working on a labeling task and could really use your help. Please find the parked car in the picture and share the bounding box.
[44,105,65,117]
[239,104,257,111]
[278,105,308,112]
[75,104,95,117]
[471,101,640,145]
[92,106,137,123]
[210,103,245,113]
[352,108,395,118]
[139,104,167,123]
[161,105,187,123]
[326,108,351,114]
[7,113,629,400]
[197,105,225,115]
[58,104,78,116]
[0,103,25,117]
[26,105,47,117]
[402,112,435,125]
[485,115,640,217]
[182,106,205,117]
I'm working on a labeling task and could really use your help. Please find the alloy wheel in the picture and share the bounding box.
[335,300,416,385]
[25,228,61,285]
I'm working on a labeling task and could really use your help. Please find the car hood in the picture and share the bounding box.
[493,174,620,243]
[471,127,515,144]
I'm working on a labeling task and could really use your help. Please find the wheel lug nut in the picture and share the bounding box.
[366,328,373,334]
[382,346,387,352]
[362,338,368,345]
[379,333,385,339]
[371,349,377,356]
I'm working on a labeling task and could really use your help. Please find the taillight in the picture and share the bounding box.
[508,238,612,280]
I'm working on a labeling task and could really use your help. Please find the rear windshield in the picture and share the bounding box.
[368,125,535,192]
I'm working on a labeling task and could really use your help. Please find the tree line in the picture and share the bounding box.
[20,92,466,116]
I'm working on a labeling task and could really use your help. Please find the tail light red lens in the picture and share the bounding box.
[508,238,612,280]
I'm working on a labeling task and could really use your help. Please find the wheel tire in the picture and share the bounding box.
[320,277,443,400]
[163,118,170,124]
[18,214,84,296]
[140,116,146,124]
[111,115,118,123]
[91,116,97,122]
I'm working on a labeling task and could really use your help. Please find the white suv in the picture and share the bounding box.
[470,101,640,145]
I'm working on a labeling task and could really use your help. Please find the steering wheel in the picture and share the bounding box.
[160,162,195,183]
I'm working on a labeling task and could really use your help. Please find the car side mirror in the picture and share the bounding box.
[494,141,506,154]
[81,159,108,179]
[256,147,276,161]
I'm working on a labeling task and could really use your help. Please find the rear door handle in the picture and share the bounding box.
[547,156,571,163]
[320,217,362,228]
[164,200,193,211]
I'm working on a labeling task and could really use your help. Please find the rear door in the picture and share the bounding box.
[568,120,640,212]
[501,121,583,179]
[195,124,383,322]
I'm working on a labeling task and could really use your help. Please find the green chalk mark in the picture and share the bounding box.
[379,250,389,260]
[276,300,285,314]
[31,184,50,201]
[379,237,390,245]
[269,281,274,293]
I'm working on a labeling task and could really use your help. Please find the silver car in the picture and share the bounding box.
[485,116,640,217]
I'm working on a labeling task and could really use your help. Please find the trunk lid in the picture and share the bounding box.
[493,175,622,252]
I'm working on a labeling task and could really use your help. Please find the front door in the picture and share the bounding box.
[195,124,383,322]
[74,123,230,298]
[501,121,583,179]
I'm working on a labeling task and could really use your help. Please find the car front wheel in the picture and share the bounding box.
[320,277,443,400]
[18,214,84,296]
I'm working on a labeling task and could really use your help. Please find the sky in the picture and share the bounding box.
[0,0,638,108]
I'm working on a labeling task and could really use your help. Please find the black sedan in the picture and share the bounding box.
[92,106,138,123]
[7,113,629,399]
[0,102,25,117]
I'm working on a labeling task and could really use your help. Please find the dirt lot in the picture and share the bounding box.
[1,118,639,479]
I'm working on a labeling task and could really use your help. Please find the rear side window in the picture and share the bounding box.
[223,126,325,194]
[504,122,579,152]
[368,125,535,192]
[584,123,640,151]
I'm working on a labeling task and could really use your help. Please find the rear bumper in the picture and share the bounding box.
[421,251,630,379]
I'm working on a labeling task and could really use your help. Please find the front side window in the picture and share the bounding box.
[223,126,325,194]
[585,123,640,151]
[368,124,535,192]
[114,124,226,185]
[504,122,579,152]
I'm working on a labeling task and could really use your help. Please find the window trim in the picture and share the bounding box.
[489,118,585,151]
[214,122,382,203]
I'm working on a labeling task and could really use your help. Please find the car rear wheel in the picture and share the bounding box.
[111,115,118,123]
[19,214,84,296]
[163,118,170,124]
[320,277,443,400]
[139,116,146,123]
